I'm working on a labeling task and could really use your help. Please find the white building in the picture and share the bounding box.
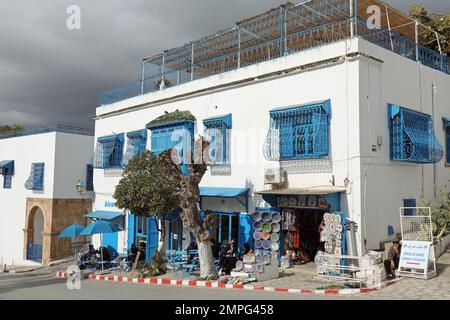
[93,0,450,261]
[0,125,94,265]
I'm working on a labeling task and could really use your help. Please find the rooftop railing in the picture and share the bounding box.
[99,0,449,106]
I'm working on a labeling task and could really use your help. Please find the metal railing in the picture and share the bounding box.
[99,1,449,106]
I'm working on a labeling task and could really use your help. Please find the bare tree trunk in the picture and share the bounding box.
[160,138,218,280]
[197,241,217,279]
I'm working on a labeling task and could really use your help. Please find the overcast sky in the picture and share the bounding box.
[0,0,448,129]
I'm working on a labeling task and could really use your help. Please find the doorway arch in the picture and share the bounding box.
[26,206,44,263]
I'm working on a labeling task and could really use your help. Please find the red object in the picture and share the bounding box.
[293,225,300,248]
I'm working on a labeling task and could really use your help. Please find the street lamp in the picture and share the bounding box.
[76,179,87,195]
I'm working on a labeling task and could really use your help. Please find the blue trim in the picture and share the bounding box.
[403,199,417,216]
[146,217,159,261]
[0,160,14,188]
[446,126,450,164]
[124,129,147,164]
[127,214,136,250]
[443,117,450,130]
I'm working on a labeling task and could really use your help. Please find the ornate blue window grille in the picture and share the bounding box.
[25,163,44,191]
[264,100,331,161]
[86,164,94,191]
[0,160,14,189]
[93,134,124,169]
[148,121,194,175]
[203,114,232,165]
[388,104,443,163]
[124,129,147,164]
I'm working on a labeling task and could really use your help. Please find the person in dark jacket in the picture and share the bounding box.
[384,240,401,280]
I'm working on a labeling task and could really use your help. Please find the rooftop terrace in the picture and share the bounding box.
[99,0,449,106]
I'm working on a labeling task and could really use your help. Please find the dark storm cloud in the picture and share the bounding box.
[0,0,448,128]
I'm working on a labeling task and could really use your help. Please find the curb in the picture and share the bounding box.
[56,271,402,295]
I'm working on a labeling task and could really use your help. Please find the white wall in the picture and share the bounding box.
[93,37,450,256]
[53,132,95,199]
[94,38,362,252]
[357,40,450,250]
[0,131,94,265]
[0,132,56,265]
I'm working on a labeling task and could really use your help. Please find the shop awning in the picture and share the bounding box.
[255,186,346,196]
[200,187,249,198]
[84,210,123,220]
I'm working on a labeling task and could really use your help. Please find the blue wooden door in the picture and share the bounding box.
[26,243,42,263]
[238,213,254,249]
[127,214,136,250]
[146,217,159,261]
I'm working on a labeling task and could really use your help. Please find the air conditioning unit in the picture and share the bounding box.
[264,168,284,184]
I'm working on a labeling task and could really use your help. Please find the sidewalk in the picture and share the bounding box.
[354,245,450,300]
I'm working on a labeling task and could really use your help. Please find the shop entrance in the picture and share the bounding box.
[210,212,239,244]
[282,209,324,264]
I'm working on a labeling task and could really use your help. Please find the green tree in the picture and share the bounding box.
[409,4,450,54]
[0,125,24,134]
[114,151,180,255]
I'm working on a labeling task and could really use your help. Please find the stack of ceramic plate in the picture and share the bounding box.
[253,221,262,231]
[262,240,272,250]
[262,212,271,222]
[252,211,262,221]
[323,213,345,254]
[253,231,262,240]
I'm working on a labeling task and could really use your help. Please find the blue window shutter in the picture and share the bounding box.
[3,175,12,189]
[268,100,331,161]
[124,129,147,164]
[446,127,450,164]
[203,114,232,165]
[25,163,44,191]
[280,121,294,159]
[238,213,254,250]
[94,134,124,169]
[146,217,159,261]
[403,199,417,216]
[127,214,136,250]
[86,164,94,191]
[388,104,443,163]
[33,163,44,190]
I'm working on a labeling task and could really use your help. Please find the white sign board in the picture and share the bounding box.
[399,240,433,279]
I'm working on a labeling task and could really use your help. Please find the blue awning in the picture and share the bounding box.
[200,187,249,198]
[203,114,232,129]
[0,160,14,175]
[84,210,123,220]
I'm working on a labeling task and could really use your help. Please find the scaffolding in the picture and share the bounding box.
[100,0,449,105]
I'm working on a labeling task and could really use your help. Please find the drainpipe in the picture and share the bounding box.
[191,43,195,81]
[237,26,241,69]
[349,0,354,38]
[415,20,419,62]
[432,82,437,198]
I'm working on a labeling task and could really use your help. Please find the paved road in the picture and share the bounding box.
[0,273,362,300]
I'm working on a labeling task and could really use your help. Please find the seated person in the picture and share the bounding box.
[384,240,401,280]
[242,243,254,258]
[210,238,221,259]
[97,246,110,261]
[220,239,239,275]
[186,241,198,264]
[138,242,146,262]
[128,243,138,262]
